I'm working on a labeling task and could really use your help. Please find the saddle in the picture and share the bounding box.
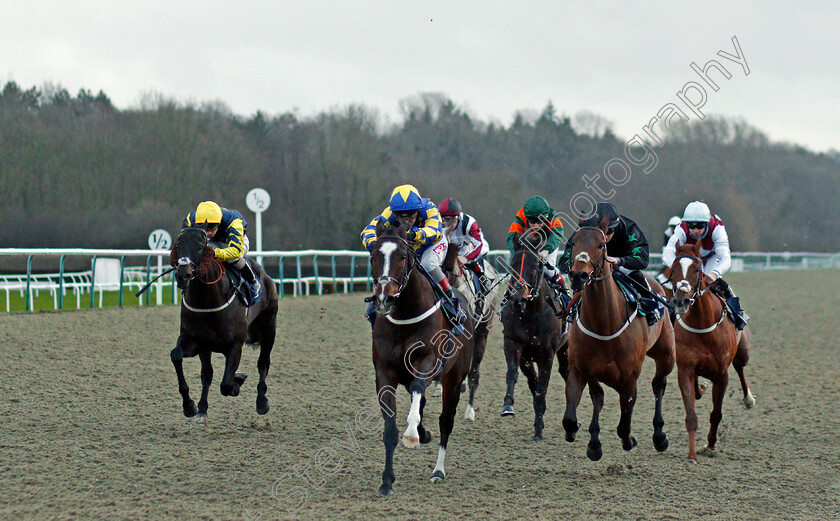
[226,259,262,307]
[565,272,664,326]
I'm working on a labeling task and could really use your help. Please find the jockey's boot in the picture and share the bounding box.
[364,298,377,329]
[468,263,489,295]
[715,278,749,330]
[546,272,572,311]
[238,262,262,304]
[442,288,466,335]
[628,270,663,326]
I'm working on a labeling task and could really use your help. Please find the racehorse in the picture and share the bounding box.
[500,229,568,442]
[439,242,504,421]
[667,242,755,463]
[170,227,278,423]
[564,214,675,460]
[369,222,474,496]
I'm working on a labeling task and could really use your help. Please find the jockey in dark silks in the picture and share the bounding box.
[662,201,749,330]
[183,201,261,304]
[558,202,663,325]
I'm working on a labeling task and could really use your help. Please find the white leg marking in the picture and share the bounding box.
[743,388,756,409]
[431,446,447,481]
[464,404,475,421]
[402,391,422,448]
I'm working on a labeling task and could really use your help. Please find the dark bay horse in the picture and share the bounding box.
[564,215,675,460]
[440,242,504,421]
[668,242,755,463]
[500,230,568,442]
[170,227,278,423]
[370,223,474,496]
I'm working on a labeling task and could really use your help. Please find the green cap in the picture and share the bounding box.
[524,196,550,219]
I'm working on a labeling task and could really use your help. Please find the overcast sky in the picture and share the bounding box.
[2,1,838,152]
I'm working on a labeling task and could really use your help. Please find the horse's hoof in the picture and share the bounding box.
[183,400,197,417]
[460,382,467,393]
[256,396,270,415]
[622,436,638,451]
[565,432,577,443]
[419,429,434,444]
[195,413,208,425]
[531,435,543,443]
[743,390,756,409]
[653,433,669,452]
[401,435,420,449]
[587,443,603,461]
[430,470,445,482]
[699,445,717,457]
[686,457,698,465]
[464,406,475,421]
[432,383,443,398]
[234,372,248,385]
[500,404,515,417]
[377,485,394,497]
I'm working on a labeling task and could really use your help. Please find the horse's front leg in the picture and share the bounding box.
[530,352,554,442]
[705,372,728,453]
[617,382,639,451]
[170,336,197,417]
[402,376,432,449]
[375,369,399,497]
[500,336,520,416]
[587,379,605,461]
[464,327,488,421]
[677,363,699,463]
[220,342,244,397]
[562,365,585,443]
[195,351,213,424]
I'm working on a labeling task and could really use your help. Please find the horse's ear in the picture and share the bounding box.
[597,214,610,234]
[375,219,386,238]
[576,212,588,227]
[691,241,701,256]
[513,232,521,250]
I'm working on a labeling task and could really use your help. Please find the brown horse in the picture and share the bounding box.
[668,242,755,463]
[369,223,474,496]
[563,215,675,460]
[170,227,278,423]
[439,242,504,421]
[500,230,568,441]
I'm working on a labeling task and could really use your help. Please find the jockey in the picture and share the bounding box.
[662,201,749,330]
[558,202,662,325]
[438,197,492,295]
[663,215,682,260]
[506,195,567,296]
[183,201,261,304]
[361,185,465,333]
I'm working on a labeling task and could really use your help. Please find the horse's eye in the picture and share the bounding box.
[400,254,407,260]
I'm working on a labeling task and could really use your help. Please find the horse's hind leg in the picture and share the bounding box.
[255,310,277,415]
[648,325,675,452]
[530,353,555,442]
[220,344,244,397]
[733,332,755,408]
[586,380,605,461]
[171,337,197,417]
[677,363,700,463]
[464,327,488,421]
[431,368,464,482]
[402,378,429,449]
[195,351,212,424]
[617,383,639,451]
[705,373,728,453]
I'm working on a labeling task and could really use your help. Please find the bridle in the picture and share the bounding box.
[571,226,610,286]
[176,229,225,288]
[509,241,545,302]
[373,236,416,299]
[670,254,709,305]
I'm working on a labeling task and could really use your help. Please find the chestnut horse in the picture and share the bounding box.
[564,215,675,460]
[369,223,474,496]
[440,243,504,421]
[170,227,278,423]
[668,242,755,463]
[500,230,568,441]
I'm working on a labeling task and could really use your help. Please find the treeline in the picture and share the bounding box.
[2,82,838,253]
